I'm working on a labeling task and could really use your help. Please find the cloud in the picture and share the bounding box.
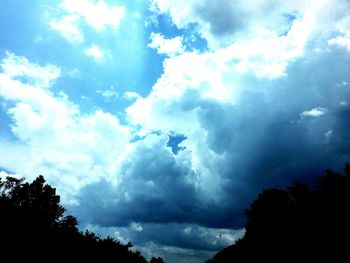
[81,222,244,263]
[51,0,125,43]
[148,33,185,57]
[0,53,131,203]
[0,52,61,88]
[84,45,104,60]
[125,0,350,231]
[97,85,119,101]
[0,170,17,179]
[50,15,84,43]
[301,107,327,118]
[328,15,350,51]
[59,0,125,30]
[3,1,350,262]
[123,91,141,101]
[75,133,206,226]
[150,0,350,50]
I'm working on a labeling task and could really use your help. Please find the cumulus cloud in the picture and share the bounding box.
[124,0,350,231]
[148,33,185,57]
[3,1,350,262]
[0,53,131,203]
[59,0,125,30]
[150,0,350,50]
[84,45,104,60]
[0,52,61,88]
[51,0,125,42]
[75,133,205,226]
[328,15,350,51]
[50,15,84,43]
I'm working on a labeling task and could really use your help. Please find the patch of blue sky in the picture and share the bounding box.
[182,24,208,53]
[280,12,300,36]
[167,134,187,154]
[146,11,208,53]
[47,10,162,114]
[0,166,15,174]
[0,1,61,61]
[0,0,165,117]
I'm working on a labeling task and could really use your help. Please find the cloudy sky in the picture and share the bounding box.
[1,0,350,262]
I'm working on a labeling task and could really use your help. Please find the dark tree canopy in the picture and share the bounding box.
[150,256,166,263]
[0,175,164,263]
[207,163,350,263]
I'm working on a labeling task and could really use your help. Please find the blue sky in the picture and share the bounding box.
[1,0,350,262]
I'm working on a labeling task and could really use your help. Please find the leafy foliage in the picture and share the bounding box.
[207,163,350,262]
[0,175,164,263]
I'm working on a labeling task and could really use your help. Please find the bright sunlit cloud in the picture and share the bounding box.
[59,0,125,30]
[148,32,185,57]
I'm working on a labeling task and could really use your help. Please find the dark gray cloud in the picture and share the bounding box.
[74,134,207,226]
[73,45,350,236]
[82,222,244,263]
[194,0,246,37]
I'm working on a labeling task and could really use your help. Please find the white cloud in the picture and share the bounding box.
[328,15,350,51]
[150,0,350,52]
[84,45,104,60]
[301,107,328,118]
[0,170,18,179]
[0,52,61,88]
[329,36,350,51]
[125,1,350,220]
[123,91,141,101]
[0,53,131,202]
[148,0,344,79]
[50,0,125,43]
[50,15,84,43]
[130,222,143,232]
[59,0,125,30]
[148,33,185,57]
[3,1,350,261]
[97,85,119,101]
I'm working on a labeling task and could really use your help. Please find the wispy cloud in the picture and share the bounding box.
[123,91,141,101]
[97,85,119,101]
[50,15,84,43]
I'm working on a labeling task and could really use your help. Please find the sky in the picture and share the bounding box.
[1,0,350,262]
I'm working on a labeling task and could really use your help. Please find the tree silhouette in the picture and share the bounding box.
[0,175,165,263]
[150,256,165,263]
[207,163,350,263]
